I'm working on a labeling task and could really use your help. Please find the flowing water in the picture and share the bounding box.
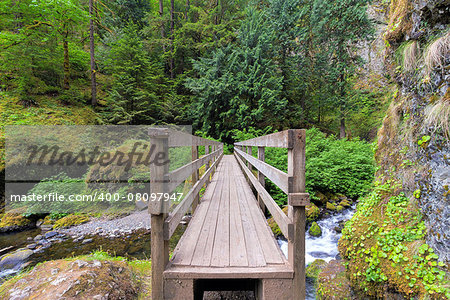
[277,205,356,300]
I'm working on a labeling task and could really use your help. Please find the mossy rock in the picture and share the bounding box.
[269,204,321,236]
[317,260,351,300]
[336,205,344,212]
[0,257,139,299]
[309,222,322,237]
[339,199,351,207]
[326,202,337,211]
[306,259,327,281]
[53,214,90,229]
[306,203,320,222]
[268,206,288,236]
[324,192,339,202]
[315,191,328,204]
[0,209,33,232]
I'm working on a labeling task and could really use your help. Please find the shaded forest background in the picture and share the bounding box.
[0,0,390,144]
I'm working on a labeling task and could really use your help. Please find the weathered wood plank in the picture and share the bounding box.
[168,148,221,192]
[190,161,226,266]
[239,174,286,265]
[229,167,249,267]
[211,161,230,267]
[234,160,266,267]
[164,265,293,279]
[234,152,292,241]
[234,130,291,148]
[170,162,222,266]
[149,128,222,147]
[234,147,290,194]
[257,146,266,211]
[164,152,223,240]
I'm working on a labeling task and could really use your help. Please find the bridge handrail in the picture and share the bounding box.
[148,128,224,300]
[234,129,308,298]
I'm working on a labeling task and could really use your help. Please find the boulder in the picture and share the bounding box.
[0,249,33,271]
[317,260,351,300]
[309,222,322,237]
[326,202,337,211]
[306,259,327,281]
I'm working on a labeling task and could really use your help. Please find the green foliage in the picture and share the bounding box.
[101,25,164,124]
[187,8,286,141]
[231,127,375,205]
[340,181,450,298]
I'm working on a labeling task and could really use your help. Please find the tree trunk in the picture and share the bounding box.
[63,28,70,90]
[89,0,97,106]
[159,0,165,51]
[169,0,174,78]
[185,0,190,20]
[340,117,346,139]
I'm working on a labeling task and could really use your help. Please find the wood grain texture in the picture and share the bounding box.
[168,155,290,276]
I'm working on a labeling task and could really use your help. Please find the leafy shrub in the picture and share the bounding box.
[231,127,375,205]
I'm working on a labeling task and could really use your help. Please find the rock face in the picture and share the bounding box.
[316,260,352,300]
[0,259,138,299]
[376,0,449,261]
[0,249,33,272]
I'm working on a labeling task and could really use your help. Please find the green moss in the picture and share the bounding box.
[309,222,322,237]
[53,214,90,229]
[339,181,450,299]
[326,202,336,211]
[317,260,352,300]
[0,211,32,228]
[336,205,344,212]
[269,203,321,236]
[306,259,327,281]
[339,199,351,207]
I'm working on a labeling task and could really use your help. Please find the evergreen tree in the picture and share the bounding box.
[102,25,164,124]
[187,7,286,140]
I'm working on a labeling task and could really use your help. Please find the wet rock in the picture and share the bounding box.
[326,202,336,211]
[26,244,37,250]
[0,249,34,271]
[309,222,322,237]
[81,238,93,244]
[45,231,58,239]
[306,259,327,281]
[314,191,328,204]
[316,260,351,300]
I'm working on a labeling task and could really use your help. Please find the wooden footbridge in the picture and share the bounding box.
[149,129,309,299]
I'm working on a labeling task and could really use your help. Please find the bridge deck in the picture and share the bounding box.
[164,155,292,279]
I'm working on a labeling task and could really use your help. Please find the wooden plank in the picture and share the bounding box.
[235,147,290,194]
[190,160,226,267]
[191,145,199,214]
[211,160,230,267]
[170,161,223,266]
[164,152,223,240]
[257,146,266,211]
[235,130,291,148]
[149,128,222,147]
[229,165,249,267]
[233,159,266,267]
[164,265,293,279]
[288,193,310,206]
[168,148,221,192]
[238,173,285,265]
[234,152,292,241]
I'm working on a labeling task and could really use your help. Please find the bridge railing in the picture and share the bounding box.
[234,129,309,299]
[148,128,223,300]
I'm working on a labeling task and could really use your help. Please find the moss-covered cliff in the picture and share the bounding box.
[338,0,449,299]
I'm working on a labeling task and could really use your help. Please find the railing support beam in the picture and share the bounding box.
[257,146,266,212]
[287,129,306,300]
[149,129,170,300]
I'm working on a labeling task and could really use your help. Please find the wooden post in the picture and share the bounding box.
[257,146,266,212]
[205,145,210,186]
[247,146,252,170]
[191,145,199,214]
[287,129,306,300]
[148,128,170,300]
